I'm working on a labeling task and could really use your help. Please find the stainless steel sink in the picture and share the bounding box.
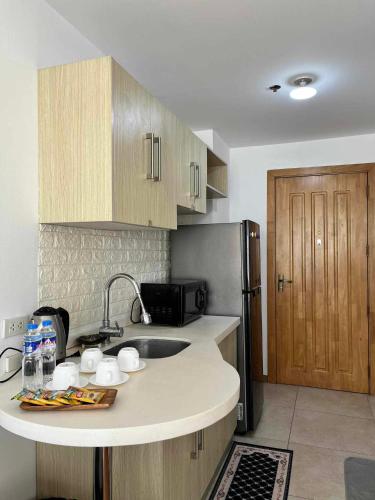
[103,338,191,358]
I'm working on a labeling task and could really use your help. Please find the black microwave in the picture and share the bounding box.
[140,280,207,327]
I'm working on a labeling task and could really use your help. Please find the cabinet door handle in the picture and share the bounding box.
[190,162,196,198]
[155,135,161,181]
[145,132,155,180]
[195,163,200,198]
[191,431,199,460]
[198,429,204,452]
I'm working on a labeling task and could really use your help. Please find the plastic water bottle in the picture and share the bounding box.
[22,323,43,391]
[41,320,57,385]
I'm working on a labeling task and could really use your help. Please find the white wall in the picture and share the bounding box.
[0,1,101,498]
[230,132,375,374]
[194,129,230,165]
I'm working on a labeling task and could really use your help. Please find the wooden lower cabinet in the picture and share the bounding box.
[198,409,237,498]
[36,410,236,500]
[163,431,201,500]
[37,332,238,499]
[37,444,93,500]
[112,442,164,500]
[218,329,237,370]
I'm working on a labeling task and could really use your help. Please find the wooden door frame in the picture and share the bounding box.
[267,163,375,393]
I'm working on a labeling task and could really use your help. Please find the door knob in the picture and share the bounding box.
[278,274,293,292]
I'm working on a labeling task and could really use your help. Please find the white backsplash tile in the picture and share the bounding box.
[38,225,170,346]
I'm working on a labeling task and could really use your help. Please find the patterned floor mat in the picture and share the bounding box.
[209,442,293,500]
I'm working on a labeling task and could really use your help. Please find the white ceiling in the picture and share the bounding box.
[47,0,375,147]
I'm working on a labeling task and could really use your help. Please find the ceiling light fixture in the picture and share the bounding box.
[289,76,317,100]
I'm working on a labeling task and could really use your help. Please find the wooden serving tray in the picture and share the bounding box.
[20,388,118,411]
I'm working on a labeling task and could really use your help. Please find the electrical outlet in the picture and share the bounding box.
[2,316,30,338]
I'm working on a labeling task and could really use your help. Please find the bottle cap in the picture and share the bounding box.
[26,323,38,330]
[42,320,53,327]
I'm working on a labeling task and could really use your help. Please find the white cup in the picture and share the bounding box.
[80,348,103,372]
[51,362,79,390]
[95,358,122,385]
[118,347,140,372]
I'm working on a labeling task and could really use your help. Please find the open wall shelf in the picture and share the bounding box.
[207,184,226,199]
[206,148,228,199]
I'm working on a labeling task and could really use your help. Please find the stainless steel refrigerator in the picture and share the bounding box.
[170,221,264,433]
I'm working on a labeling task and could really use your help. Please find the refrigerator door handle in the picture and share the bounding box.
[241,221,251,292]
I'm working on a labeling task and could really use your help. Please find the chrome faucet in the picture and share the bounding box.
[99,273,152,340]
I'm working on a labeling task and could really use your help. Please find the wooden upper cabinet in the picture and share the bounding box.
[176,126,207,214]
[39,57,113,224]
[39,56,176,230]
[111,59,155,227]
[176,121,193,210]
[193,134,207,214]
[149,97,177,229]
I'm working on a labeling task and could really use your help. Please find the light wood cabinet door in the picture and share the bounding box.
[112,442,164,500]
[176,127,207,214]
[39,57,114,224]
[218,329,238,369]
[186,127,198,211]
[176,122,194,210]
[164,431,200,500]
[112,60,156,227]
[199,409,237,496]
[150,98,177,229]
[198,331,237,496]
[193,136,207,214]
[37,443,93,500]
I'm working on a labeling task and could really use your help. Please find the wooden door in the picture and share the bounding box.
[112,59,156,227]
[276,173,369,392]
[150,98,177,229]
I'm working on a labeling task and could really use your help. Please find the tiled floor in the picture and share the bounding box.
[235,383,375,500]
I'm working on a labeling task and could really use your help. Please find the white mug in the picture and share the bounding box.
[80,348,103,372]
[95,358,122,385]
[118,347,139,371]
[51,362,79,390]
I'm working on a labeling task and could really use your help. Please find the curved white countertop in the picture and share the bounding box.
[0,316,240,447]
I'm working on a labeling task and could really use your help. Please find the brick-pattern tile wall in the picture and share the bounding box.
[38,225,170,346]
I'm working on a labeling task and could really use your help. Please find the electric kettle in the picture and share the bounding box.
[32,306,69,361]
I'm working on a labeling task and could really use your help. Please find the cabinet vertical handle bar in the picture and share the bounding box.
[191,431,199,460]
[190,162,196,198]
[156,136,161,181]
[145,132,155,180]
[198,429,204,452]
[195,163,200,198]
